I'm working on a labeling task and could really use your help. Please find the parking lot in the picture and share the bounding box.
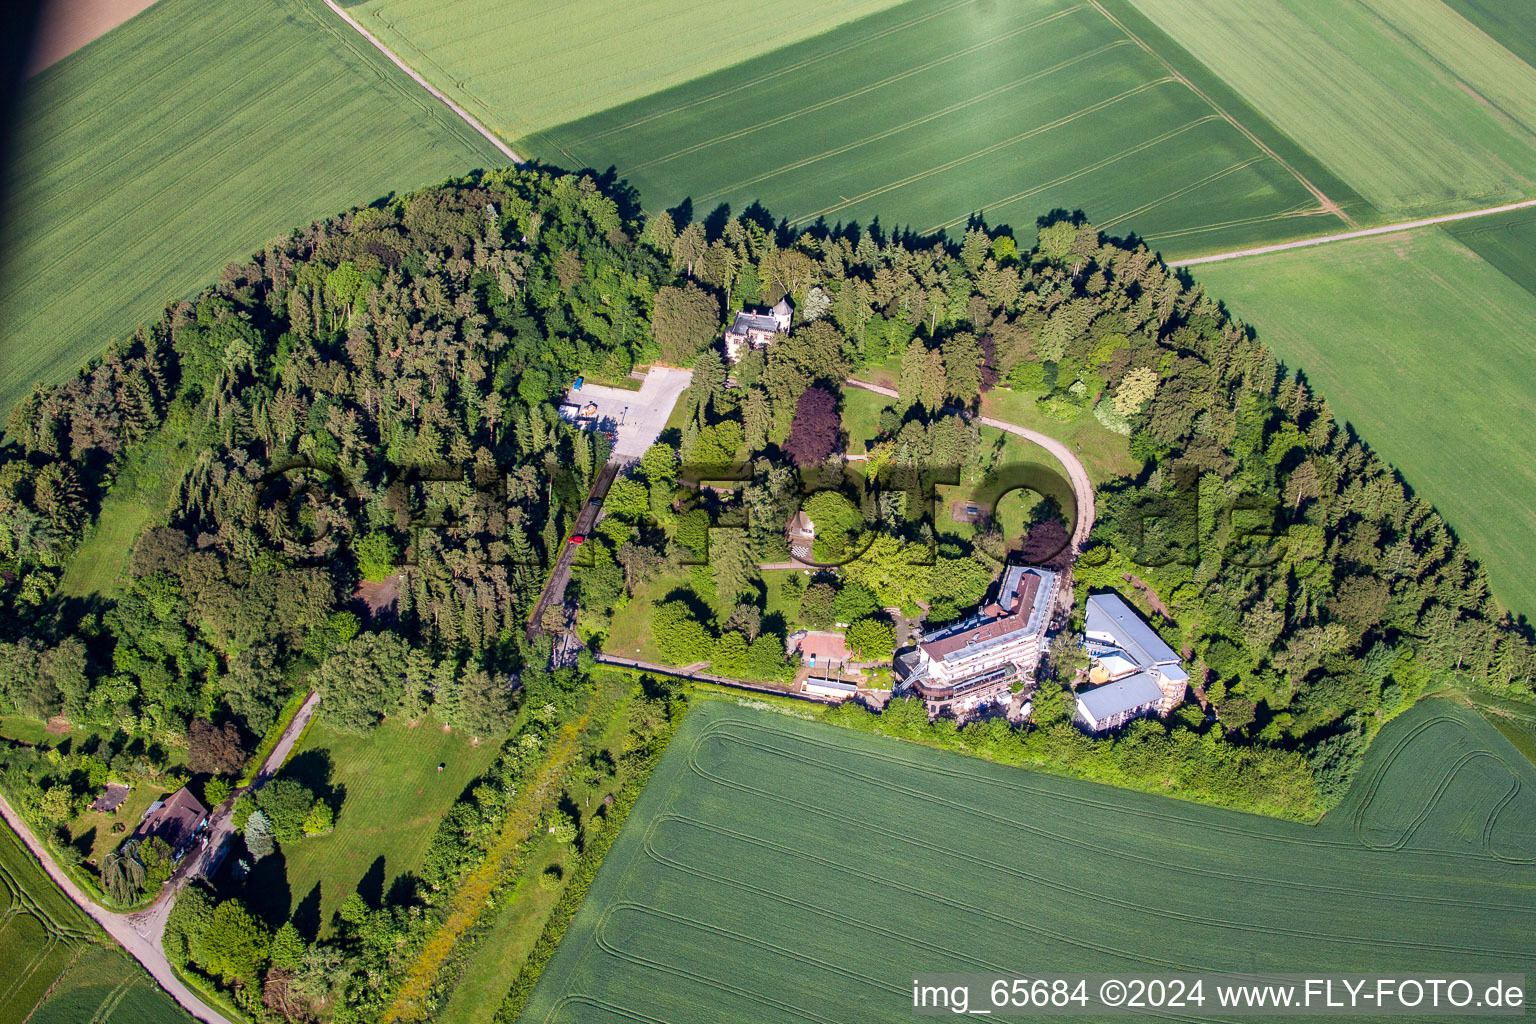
[562,366,691,460]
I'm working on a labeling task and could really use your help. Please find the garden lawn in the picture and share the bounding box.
[1128,0,1536,216]
[0,0,502,418]
[599,571,696,665]
[979,387,1138,484]
[1194,228,1536,620]
[523,698,1536,1024]
[267,717,504,933]
[840,385,891,453]
[66,784,167,867]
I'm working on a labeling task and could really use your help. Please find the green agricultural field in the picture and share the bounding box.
[1445,0,1536,74]
[524,0,1345,250]
[1445,205,1536,300]
[522,698,1536,1024]
[0,0,503,418]
[26,944,187,1024]
[264,718,504,932]
[0,822,185,1024]
[352,0,1365,257]
[343,0,913,141]
[1128,0,1536,216]
[1194,229,1536,620]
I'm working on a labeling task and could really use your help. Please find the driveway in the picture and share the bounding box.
[0,690,320,1024]
[565,366,692,460]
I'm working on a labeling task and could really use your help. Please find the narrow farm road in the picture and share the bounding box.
[320,0,522,165]
[0,691,321,1024]
[1169,197,1536,267]
[0,792,233,1024]
[844,378,1096,552]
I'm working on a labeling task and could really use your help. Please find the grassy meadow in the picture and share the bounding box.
[257,718,504,933]
[1195,228,1536,621]
[518,0,1352,255]
[0,823,185,1024]
[522,698,1536,1024]
[0,0,503,418]
[1127,0,1536,216]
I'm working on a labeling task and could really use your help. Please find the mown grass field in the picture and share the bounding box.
[343,0,913,141]
[1194,228,1536,621]
[522,698,1536,1024]
[262,718,504,933]
[0,0,503,418]
[517,0,1355,254]
[1127,0,1536,216]
[0,822,185,1024]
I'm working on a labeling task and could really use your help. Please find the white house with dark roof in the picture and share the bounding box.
[1074,592,1189,732]
[894,564,1059,718]
[723,296,792,362]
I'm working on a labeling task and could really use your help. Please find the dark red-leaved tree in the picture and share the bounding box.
[784,386,840,468]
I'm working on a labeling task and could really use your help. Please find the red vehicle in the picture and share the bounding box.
[567,534,585,545]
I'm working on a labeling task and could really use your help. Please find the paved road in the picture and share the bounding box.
[320,0,520,165]
[1168,198,1536,267]
[531,368,694,639]
[0,691,321,1024]
[527,462,620,639]
[845,378,1096,553]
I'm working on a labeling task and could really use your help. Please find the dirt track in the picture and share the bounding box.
[1169,197,1536,267]
[319,0,521,165]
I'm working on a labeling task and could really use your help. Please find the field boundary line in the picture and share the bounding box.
[569,0,990,147]
[318,0,521,165]
[1085,0,1351,227]
[1168,197,1536,266]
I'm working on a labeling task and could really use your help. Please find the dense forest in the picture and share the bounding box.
[0,164,1530,1017]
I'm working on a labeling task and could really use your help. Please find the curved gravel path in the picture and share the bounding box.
[844,378,1096,552]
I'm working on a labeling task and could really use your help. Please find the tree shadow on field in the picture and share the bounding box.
[292,882,322,941]
[357,855,386,910]
[243,848,292,929]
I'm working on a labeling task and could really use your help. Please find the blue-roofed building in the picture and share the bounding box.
[1074,592,1188,732]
